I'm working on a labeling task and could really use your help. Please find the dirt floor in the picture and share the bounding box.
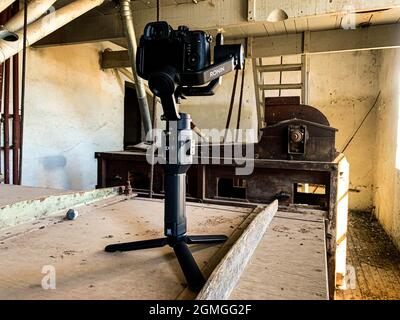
[336,211,400,300]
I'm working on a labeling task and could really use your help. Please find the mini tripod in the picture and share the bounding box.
[105,113,227,291]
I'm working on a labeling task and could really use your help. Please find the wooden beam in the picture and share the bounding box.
[309,23,400,54]
[34,13,125,48]
[249,23,400,58]
[196,200,278,300]
[100,50,130,69]
[102,23,400,67]
[0,187,122,230]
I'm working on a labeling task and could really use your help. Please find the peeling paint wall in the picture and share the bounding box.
[374,48,400,249]
[22,43,125,190]
[180,51,379,211]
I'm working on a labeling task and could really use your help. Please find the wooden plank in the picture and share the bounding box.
[196,200,278,300]
[230,210,328,300]
[0,187,122,230]
[100,50,130,69]
[247,0,256,22]
[0,185,68,207]
[177,205,262,300]
[250,33,303,57]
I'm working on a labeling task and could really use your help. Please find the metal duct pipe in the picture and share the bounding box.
[0,0,105,64]
[3,59,10,184]
[5,0,58,32]
[120,0,152,141]
[0,0,15,14]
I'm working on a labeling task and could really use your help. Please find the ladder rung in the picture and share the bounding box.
[257,64,303,73]
[258,83,303,90]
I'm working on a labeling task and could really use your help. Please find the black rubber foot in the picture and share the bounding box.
[104,238,167,252]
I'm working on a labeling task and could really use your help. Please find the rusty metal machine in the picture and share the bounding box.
[95,96,349,298]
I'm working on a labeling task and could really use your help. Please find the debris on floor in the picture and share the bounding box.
[336,211,400,300]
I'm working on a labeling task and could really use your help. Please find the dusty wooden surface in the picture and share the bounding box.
[0,197,251,300]
[0,185,69,207]
[230,210,328,300]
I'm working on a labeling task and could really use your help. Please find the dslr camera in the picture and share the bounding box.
[136,21,244,120]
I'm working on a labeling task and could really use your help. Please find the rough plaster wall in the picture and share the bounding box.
[309,51,379,211]
[22,43,124,190]
[180,51,379,211]
[374,49,400,249]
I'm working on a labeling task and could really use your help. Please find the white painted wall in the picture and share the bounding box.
[22,42,125,190]
[374,48,400,249]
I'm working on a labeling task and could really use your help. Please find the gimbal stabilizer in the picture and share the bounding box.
[105,22,244,291]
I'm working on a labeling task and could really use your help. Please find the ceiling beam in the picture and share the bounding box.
[100,50,130,69]
[34,13,125,48]
[100,23,400,68]
[250,23,400,58]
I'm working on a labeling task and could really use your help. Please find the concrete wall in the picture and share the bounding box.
[374,48,400,249]
[22,42,125,190]
[180,51,379,211]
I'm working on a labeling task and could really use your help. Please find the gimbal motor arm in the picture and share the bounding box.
[148,57,239,121]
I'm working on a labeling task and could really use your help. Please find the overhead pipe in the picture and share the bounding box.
[0,0,15,14]
[0,63,3,177]
[0,0,106,64]
[3,58,10,183]
[12,53,19,184]
[11,0,19,184]
[120,0,152,141]
[5,0,58,32]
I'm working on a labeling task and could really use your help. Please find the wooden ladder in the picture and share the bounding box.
[252,55,309,131]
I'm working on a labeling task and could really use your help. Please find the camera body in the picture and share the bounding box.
[137,21,212,77]
[136,21,244,120]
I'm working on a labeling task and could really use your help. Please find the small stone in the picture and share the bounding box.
[66,209,78,220]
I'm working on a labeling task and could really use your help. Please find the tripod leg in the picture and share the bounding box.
[173,241,205,292]
[105,238,168,252]
[185,235,228,244]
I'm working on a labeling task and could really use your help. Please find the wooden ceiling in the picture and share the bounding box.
[36,0,400,49]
